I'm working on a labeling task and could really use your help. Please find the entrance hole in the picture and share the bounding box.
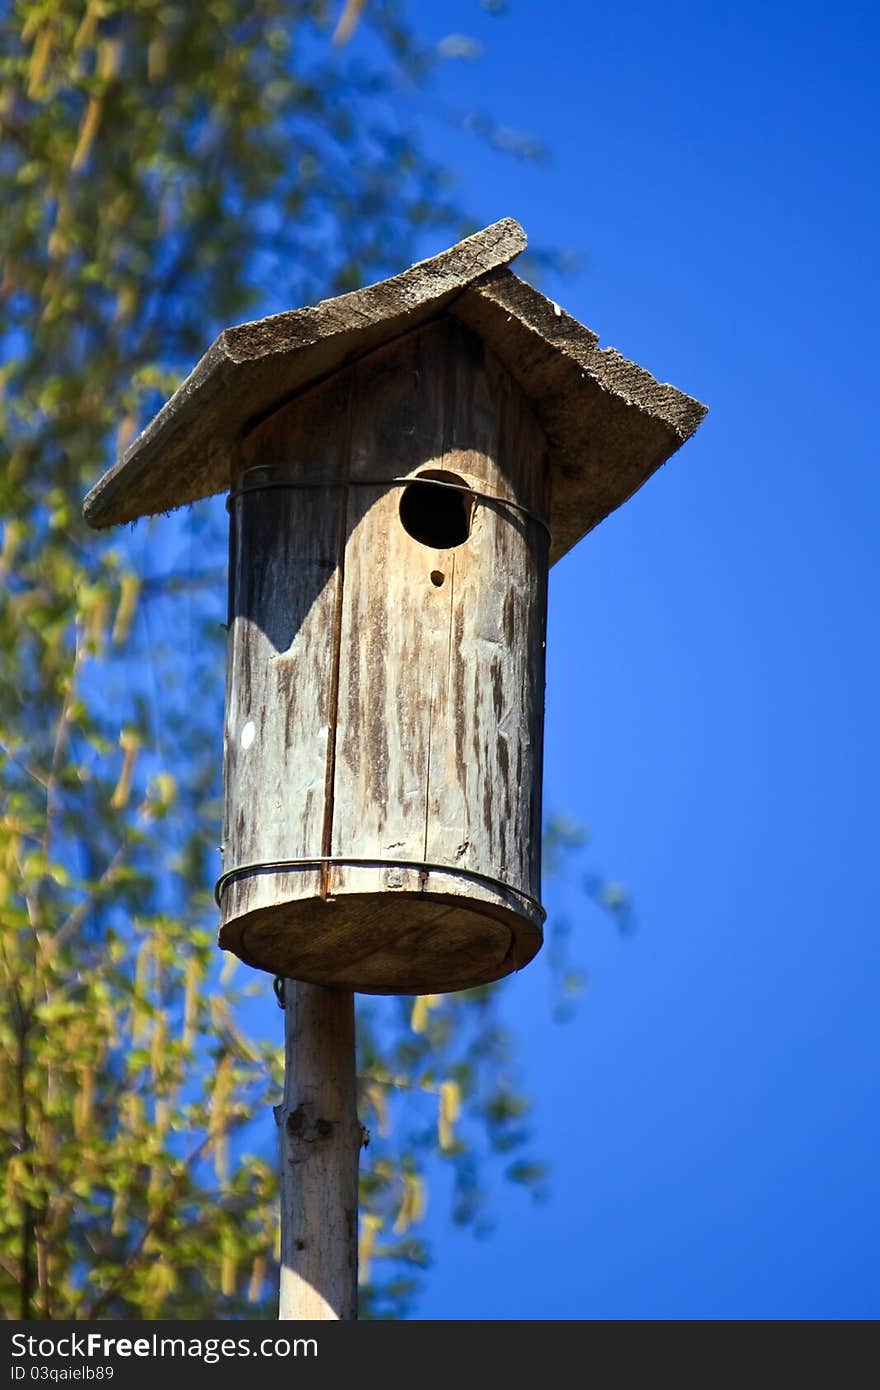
[399,470,472,550]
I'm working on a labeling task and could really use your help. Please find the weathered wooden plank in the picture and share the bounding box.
[219,373,349,950]
[330,325,452,908]
[424,333,549,915]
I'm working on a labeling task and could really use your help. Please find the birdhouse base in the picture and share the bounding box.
[218,885,542,996]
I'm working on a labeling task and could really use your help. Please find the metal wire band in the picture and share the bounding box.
[226,474,552,542]
[214,855,546,923]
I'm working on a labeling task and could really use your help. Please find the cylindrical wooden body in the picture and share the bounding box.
[218,315,549,994]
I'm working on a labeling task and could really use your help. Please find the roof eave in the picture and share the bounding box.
[83,217,528,529]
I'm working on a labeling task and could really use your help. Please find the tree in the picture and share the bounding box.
[0,0,625,1318]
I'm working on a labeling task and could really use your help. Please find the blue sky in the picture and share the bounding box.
[396,0,880,1319]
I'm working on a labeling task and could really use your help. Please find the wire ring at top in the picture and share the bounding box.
[226,473,551,542]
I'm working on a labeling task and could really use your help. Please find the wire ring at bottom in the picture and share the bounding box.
[215,854,545,923]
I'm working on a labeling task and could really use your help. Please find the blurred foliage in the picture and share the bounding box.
[0,0,628,1319]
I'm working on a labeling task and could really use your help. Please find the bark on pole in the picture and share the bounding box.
[278,981,359,1320]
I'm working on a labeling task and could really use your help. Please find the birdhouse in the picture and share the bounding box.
[84,219,706,996]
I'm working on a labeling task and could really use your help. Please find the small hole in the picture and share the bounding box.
[399,470,472,549]
[430,570,445,587]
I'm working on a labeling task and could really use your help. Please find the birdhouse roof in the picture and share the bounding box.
[83,218,706,566]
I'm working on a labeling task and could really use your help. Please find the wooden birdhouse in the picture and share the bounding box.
[84,219,706,996]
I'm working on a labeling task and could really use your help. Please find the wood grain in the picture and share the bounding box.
[220,373,348,940]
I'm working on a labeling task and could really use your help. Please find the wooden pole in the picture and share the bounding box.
[278,980,360,1320]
